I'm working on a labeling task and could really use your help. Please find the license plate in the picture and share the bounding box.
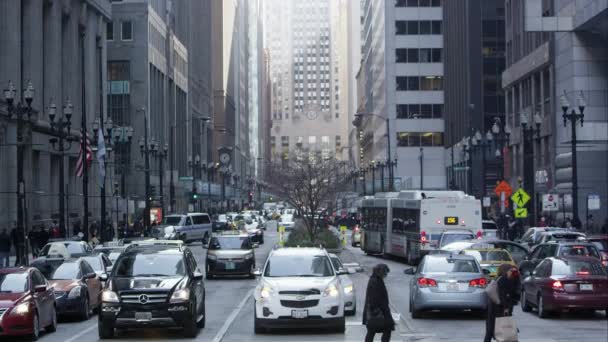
[291,310,308,319]
[225,262,235,270]
[580,284,593,291]
[447,284,459,291]
[135,312,152,321]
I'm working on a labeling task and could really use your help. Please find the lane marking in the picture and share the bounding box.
[211,288,254,342]
[64,322,98,342]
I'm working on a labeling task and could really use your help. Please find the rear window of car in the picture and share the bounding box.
[551,259,607,276]
[423,257,480,273]
[482,222,497,230]
[191,215,211,224]
[463,250,512,263]
[440,233,475,247]
[589,240,608,251]
[558,245,600,258]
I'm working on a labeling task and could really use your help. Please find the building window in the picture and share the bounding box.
[107,21,113,41]
[396,104,443,119]
[396,48,442,63]
[396,132,444,147]
[107,61,131,126]
[270,136,276,148]
[121,21,133,41]
[396,21,442,35]
[335,136,341,149]
[396,0,441,6]
[281,136,289,147]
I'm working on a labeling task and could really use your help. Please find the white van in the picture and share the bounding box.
[155,213,213,243]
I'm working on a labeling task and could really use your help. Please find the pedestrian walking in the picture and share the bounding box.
[363,263,394,342]
[28,227,39,258]
[538,216,547,227]
[0,229,11,268]
[484,264,521,342]
[10,227,22,266]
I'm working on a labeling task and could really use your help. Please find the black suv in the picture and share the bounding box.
[519,242,601,276]
[98,245,206,338]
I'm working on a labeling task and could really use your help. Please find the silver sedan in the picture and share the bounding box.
[405,254,489,318]
[329,254,357,316]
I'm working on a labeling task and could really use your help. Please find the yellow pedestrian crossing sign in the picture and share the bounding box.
[514,207,528,218]
[511,188,531,207]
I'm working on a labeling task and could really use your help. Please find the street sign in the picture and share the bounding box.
[588,194,600,210]
[278,225,285,246]
[482,197,491,208]
[514,207,528,218]
[542,194,559,212]
[494,181,513,198]
[511,188,531,207]
[179,176,194,182]
[340,225,347,246]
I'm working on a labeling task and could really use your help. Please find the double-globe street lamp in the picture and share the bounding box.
[491,117,512,181]
[92,116,114,241]
[4,80,34,266]
[469,130,494,199]
[520,110,541,223]
[111,126,134,230]
[188,154,201,210]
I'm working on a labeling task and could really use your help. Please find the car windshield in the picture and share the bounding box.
[163,216,183,225]
[108,252,122,262]
[82,257,103,271]
[463,250,512,263]
[264,254,334,277]
[209,237,251,250]
[423,258,480,273]
[0,273,28,293]
[552,259,607,276]
[589,240,607,251]
[441,241,474,251]
[330,257,343,271]
[440,233,475,247]
[41,262,80,280]
[559,245,600,258]
[114,252,186,277]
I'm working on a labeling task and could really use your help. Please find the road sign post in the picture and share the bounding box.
[278,225,285,246]
[340,225,347,247]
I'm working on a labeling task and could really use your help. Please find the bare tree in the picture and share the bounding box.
[267,155,350,241]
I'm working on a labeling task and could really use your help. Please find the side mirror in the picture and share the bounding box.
[34,285,47,293]
[99,273,108,281]
[253,269,262,277]
[403,268,416,275]
[482,269,491,275]
[337,268,348,276]
[84,272,97,279]
[193,271,204,281]
[105,266,113,273]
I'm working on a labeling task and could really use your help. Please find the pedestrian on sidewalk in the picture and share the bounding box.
[363,263,394,342]
[0,229,11,268]
[484,264,521,342]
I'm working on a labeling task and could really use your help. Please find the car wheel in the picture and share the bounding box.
[197,299,206,329]
[334,317,346,333]
[183,303,199,338]
[346,303,356,316]
[411,299,422,319]
[81,296,90,321]
[521,291,532,312]
[30,312,40,341]
[537,294,551,318]
[98,320,115,339]
[46,306,57,333]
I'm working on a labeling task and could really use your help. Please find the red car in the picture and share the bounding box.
[0,267,57,340]
[521,256,608,318]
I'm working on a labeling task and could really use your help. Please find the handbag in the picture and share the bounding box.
[486,278,501,305]
[366,307,386,331]
[494,315,518,342]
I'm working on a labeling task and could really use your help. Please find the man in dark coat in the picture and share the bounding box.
[363,263,394,342]
[484,264,521,342]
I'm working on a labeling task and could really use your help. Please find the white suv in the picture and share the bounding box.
[253,247,346,334]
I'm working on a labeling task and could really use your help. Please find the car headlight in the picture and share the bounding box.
[260,285,274,299]
[101,290,120,303]
[245,253,254,260]
[170,288,190,303]
[12,302,30,315]
[323,283,339,297]
[207,254,217,261]
[68,286,82,299]
[343,284,354,294]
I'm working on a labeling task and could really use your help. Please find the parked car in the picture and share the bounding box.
[438,230,476,248]
[253,247,346,333]
[0,267,57,340]
[519,242,602,276]
[206,232,256,279]
[98,244,206,338]
[35,258,102,320]
[482,220,499,238]
[586,235,608,267]
[39,241,92,259]
[521,256,608,317]
[329,253,356,316]
[460,248,516,279]
[406,254,489,318]
[154,213,213,243]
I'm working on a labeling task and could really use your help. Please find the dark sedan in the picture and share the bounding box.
[521,256,608,317]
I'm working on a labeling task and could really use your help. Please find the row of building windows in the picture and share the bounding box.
[396,20,442,35]
[396,132,444,147]
[396,48,442,63]
[395,0,442,7]
[396,76,443,91]
[107,20,132,41]
[271,135,342,148]
[396,104,443,119]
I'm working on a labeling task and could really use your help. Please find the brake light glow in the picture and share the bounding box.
[420,231,428,244]
[469,278,488,288]
[551,280,564,291]
[436,219,442,225]
[476,231,483,239]
[575,271,590,275]
[603,260,608,267]
[417,277,437,287]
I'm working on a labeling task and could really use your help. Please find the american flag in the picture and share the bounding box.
[76,131,93,177]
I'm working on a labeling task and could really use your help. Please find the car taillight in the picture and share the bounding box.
[420,231,428,244]
[476,231,483,239]
[417,277,437,287]
[551,280,564,291]
[469,278,488,288]
[575,271,590,275]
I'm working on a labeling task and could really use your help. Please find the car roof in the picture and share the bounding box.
[0,267,31,274]
[549,256,602,263]
[213,232,248,238]
[425,253,476,261]
[463,247,507,252]
[441,230,474,234]
[551,241,595,246]
[271,247,327,256]
[124,245,185,255]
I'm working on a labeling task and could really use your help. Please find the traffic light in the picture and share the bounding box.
[190,192,199,203]
[148,186,156,200]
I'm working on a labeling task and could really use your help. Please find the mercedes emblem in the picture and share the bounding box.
[139,294,149,304]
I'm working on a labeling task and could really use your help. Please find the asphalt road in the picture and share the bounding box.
[35,229,607,342]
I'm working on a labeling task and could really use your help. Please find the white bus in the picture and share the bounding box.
[360,191,482,265]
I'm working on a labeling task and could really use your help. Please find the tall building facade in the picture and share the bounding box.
[264,0,348,162]
[0,0,111,232]
[443,0,506,201]
[358,0,445,191]
[503,0,608,226]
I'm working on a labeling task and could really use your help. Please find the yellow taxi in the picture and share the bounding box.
[460,248,516,279]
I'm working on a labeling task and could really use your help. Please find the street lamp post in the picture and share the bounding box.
[93,116,114,241]
[4,80,34,266]
[354,113,394,191]
[378,161,386,192]
[370,161,376,194]
[560,92,586,228]
[520,110,541,224]
[470,130,494,199]
[112,126,133,229]
[137,108,151,232]
[188,155,200,211]
[154,144,168,215]
[48,100,74,238]
[491,117,512,181]
[461,137,473,195]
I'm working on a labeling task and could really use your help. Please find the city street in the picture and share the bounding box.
[34,230,607,342]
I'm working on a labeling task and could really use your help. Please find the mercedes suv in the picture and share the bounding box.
[253,247,346,334]
[98,245,206,339]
